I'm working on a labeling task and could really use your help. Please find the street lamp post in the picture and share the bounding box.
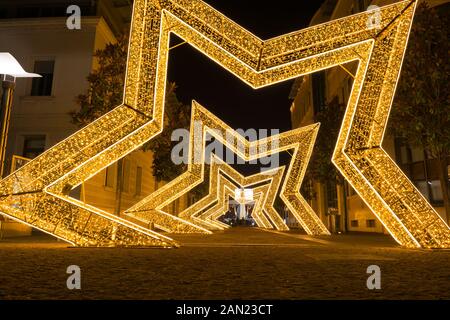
[0,53,40,177]
[0,79,15,178]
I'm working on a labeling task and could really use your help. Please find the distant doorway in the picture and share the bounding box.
[218,188,257,227]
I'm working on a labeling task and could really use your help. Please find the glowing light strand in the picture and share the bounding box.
[0,0,446,248]
[187,155,287,231]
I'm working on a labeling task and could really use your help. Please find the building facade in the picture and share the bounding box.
[289,0,449,233]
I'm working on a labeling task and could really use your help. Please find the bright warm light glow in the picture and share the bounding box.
[0,0,448,248]
[234,189,253,204]
[192,155,285,231]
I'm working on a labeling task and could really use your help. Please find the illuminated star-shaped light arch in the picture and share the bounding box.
[124,102,327,235]
[198,183,272,230]
[0,0,448,248]
[187,155,287,231]
[124,0,450,247]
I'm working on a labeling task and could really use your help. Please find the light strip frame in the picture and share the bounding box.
[187,154,287,231]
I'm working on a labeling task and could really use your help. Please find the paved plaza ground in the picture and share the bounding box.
[0,227,449,300]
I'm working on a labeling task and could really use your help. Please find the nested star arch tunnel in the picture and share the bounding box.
[0,0,449,248]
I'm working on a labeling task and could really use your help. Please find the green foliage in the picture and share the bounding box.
[390,3,449,220]
[307,96,346,184]
[70,33,191,182]
[390,3,449,158]
[70,33,128,127]
[142,83,191,181]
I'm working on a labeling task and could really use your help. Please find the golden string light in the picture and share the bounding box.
[124,102,327,235]
[198,184,272,230]
[190,155,286,230]
[0,0,447,247]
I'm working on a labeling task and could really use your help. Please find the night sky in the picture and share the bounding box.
[167,0,327,132]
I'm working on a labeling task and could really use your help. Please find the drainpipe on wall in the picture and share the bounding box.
[114,158,124,217]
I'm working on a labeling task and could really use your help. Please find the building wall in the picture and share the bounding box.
[0,17,108,236]
[0,17,105,164]
[82,150,160,215]
[82,150,190,219]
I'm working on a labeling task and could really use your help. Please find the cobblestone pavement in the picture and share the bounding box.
[0,227,449,300]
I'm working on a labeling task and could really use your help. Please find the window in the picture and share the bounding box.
[105,165,115,188]
[346,182,356,197]
[301,177,314,201]
[31,60,54,96]
[410,146,425,163]
[121,159,131,193]
[135,166,143,196]
[16,6,74,18]
[395,138,412,166]
[429,180,443,202]
[416,181,430,201]
[394,138,445,205]
[351,220,359,227]
[366,219,376,228]
[326,180,338,212]
[22,135,45,158]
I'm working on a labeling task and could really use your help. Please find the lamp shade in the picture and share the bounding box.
[0,53,41,78]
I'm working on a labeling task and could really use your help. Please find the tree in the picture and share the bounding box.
[71,32,191,213]
[389,3,450,223]
[71,33,128,127]
[143,83,190,182]
[304,96,346,186]
[301,96,346,231]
